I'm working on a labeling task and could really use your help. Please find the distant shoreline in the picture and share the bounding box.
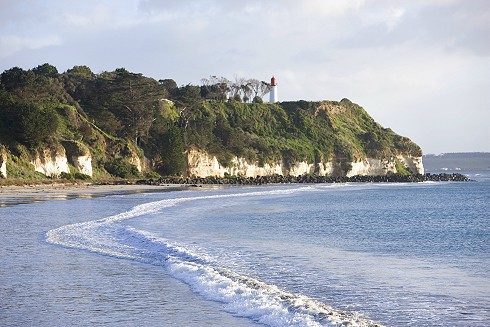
[423,152,490,171]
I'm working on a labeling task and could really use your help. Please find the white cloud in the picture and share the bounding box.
[298,0,365,16]
[0,35,61,59]
[360,6,406,31]
[63,5,114,28]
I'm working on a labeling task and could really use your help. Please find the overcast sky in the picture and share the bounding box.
[1,0,489,154]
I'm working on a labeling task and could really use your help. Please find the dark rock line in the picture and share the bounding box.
[137,173,472,186]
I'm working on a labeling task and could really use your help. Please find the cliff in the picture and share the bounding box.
[186,149,423,178]
[182,99,423,177]
[0,145,7,178]
[0,64,424,180]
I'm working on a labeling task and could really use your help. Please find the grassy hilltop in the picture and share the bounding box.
[0,64,422,181]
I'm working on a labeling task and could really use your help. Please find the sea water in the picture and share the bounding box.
[1,172,489,326]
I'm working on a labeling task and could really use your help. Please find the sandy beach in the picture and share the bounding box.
[0,183,188,207]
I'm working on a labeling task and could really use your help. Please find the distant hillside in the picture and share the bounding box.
[0,63,423,180]
[423,153,490,171]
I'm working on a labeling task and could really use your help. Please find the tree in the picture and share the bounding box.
[0,102,59,145]
[84,70,168,145]
[32,63,58,78]
[200,76,229,100]
[1,65,69,104]
[248,79,261,98]
[174,84,202,107]
[252,95,263,103]
[114,75,164,145]
[105,157,139,178]
[159,79,178,96]
[0,67,35,91]
[229,75,247,99]
[241,83,252,103]
[232,93,242,102]
[158,124,185,176]
[65,65,95,79]
[259,81,272,98]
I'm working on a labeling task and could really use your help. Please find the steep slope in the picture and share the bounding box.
[0,64,423,180]
[183,99,423,177]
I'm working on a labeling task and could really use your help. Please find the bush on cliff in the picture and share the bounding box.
[105,158,139,178]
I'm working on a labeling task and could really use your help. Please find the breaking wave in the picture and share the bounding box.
[46,188,382,327]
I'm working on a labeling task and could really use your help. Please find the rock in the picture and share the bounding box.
[150,173,471,186]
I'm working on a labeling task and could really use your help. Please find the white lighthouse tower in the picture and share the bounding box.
[270,75,278,103]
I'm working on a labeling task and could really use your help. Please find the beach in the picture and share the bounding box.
[0,183,188,207]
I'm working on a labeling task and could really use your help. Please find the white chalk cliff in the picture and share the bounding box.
[186,149,424,178]
[31,147,70,177]
[29,146,94,178]
[2,146,423,179]
[0,146,7,178]
[347,155,424,177]
[72,154,93,177]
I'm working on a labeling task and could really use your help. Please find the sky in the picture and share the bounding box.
[1,0,489,154]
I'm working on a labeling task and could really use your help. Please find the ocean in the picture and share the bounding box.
[1,172,489,326]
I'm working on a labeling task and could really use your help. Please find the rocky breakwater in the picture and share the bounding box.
[138,173,472,186]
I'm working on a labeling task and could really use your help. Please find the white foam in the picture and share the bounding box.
[46,187,383,327]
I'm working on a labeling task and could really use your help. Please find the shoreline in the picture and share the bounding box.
[0,172,473,207]
[0,183,194,207]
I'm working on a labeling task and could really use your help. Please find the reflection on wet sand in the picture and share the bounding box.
[0,184,189,207]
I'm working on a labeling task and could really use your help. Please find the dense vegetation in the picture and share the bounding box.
[0,63,422,180]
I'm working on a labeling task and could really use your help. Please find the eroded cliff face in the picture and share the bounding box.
[0,146,7,178]
[72,155,93,177]
[1,144,423,180]
[128,153,150,173]
[60,141,94,177]
[347,155,424,177]
[186,149,424,178]
[29,146,94,178]
[3,141,145,179]
[397,155,424,175]
[31,147,70,177]
[187,149,283,177]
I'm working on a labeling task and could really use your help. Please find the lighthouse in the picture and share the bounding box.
[270,75,278,103]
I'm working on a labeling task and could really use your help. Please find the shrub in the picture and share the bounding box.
[105,158,139,178]
[59,172,73,180]
[74,172,91,180]
[144,171,161,179]
[395,160,413,176]
[59,172,91,180]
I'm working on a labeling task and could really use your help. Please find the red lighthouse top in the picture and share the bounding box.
[271,76,277,86]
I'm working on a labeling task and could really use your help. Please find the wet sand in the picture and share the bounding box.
[0,183,188,207]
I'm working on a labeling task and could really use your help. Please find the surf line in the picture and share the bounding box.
[46,186,384,327]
